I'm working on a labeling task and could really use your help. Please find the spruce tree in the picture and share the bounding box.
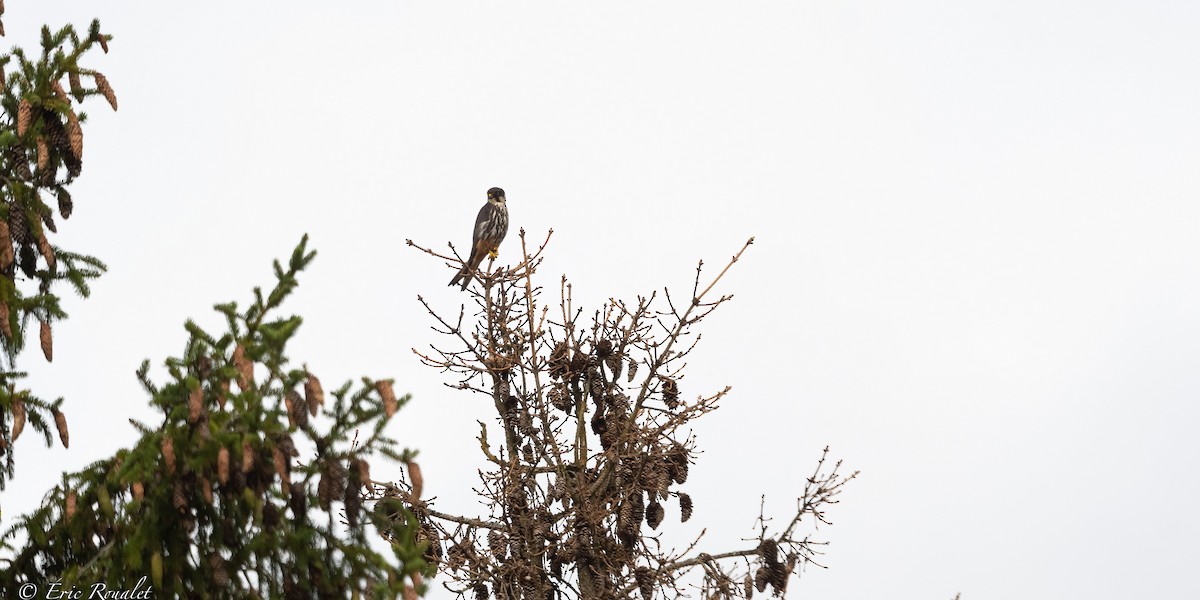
[0,9,113,488]
[1,236,431,598]
[0,12,428,597]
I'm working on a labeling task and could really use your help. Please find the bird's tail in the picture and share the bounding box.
[448,265,472,290]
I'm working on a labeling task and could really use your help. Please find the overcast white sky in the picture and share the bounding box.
[6,1,1200,598]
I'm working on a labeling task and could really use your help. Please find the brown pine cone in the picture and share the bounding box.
[16,98,30,137]
[6,146,30,180]
[217,446,230,485]
[19,243,36,278]
[376,379,398,417]
[241,439,254,474]
[65,111,83,160]
[52,407,68,447]
[304,369,324,416]
[679,492,693,522]
[56,188,73,220]
[646,500,664,530]
[162,436,176,474]
[10,396,24,440]
[40,320,52,361]
[94,72,118,111]
[68,71,83,101]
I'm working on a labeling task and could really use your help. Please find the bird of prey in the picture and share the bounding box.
[449,187,509,290]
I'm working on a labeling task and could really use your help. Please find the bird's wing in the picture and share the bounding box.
[472,203,494,244]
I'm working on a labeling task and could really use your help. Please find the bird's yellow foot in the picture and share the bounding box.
[488,249,499,259]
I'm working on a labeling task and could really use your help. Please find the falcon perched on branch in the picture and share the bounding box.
[449,187,509,291]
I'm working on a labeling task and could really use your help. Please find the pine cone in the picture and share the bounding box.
[42,109,66,149]
[769,560,787,593]
[473,583,488,600]
[173,480,187,512]
[407,460,423,500]
[217,446,230,485]
[19,243,36,278]
[679,492,693,522]
[68,71,83,101]
[488,530,506,559]
[355,457,371,488]
[618,497,635,535]
[232,344,253,391]
[548,385,571,412]
[668,444,689,484]
[187,385,203,423]
[595,339,613,359]
[0,220,12,271]
[754,567,769,593]
[241,439,254,474]
[419,524,442,564]
[94,72,118,111]
[627,359,639,382]
[376,379,398,417]
[320,459,347,511]
[634,567,653,600]
[646,500,664,530]
[131,481,144,502]
[605,353,622,380]
[304,369,324,416]
[56,188,73,220]
[518,407,535,437]
[37,319,52,361]
[638,463,661,496]
[759,539,780,568]
[162,436,176,474]
[35,136,47,171]
[6,146,30,180]
[52,407,67,447]
[744,574,754,599]
[274,447,290,488]
[35,155,56,187]
[65,111,83,160]
[656,465,672,499]
[589,369,604,402]
[16,98,30,137]
[11,396,24,441]
[285,389,306,428]
[630,489,645,525]
[661,377,679,409]
[65,490,77,518]
[569,351,589,374]
[200,476,213,504]
[548,341,568,380]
